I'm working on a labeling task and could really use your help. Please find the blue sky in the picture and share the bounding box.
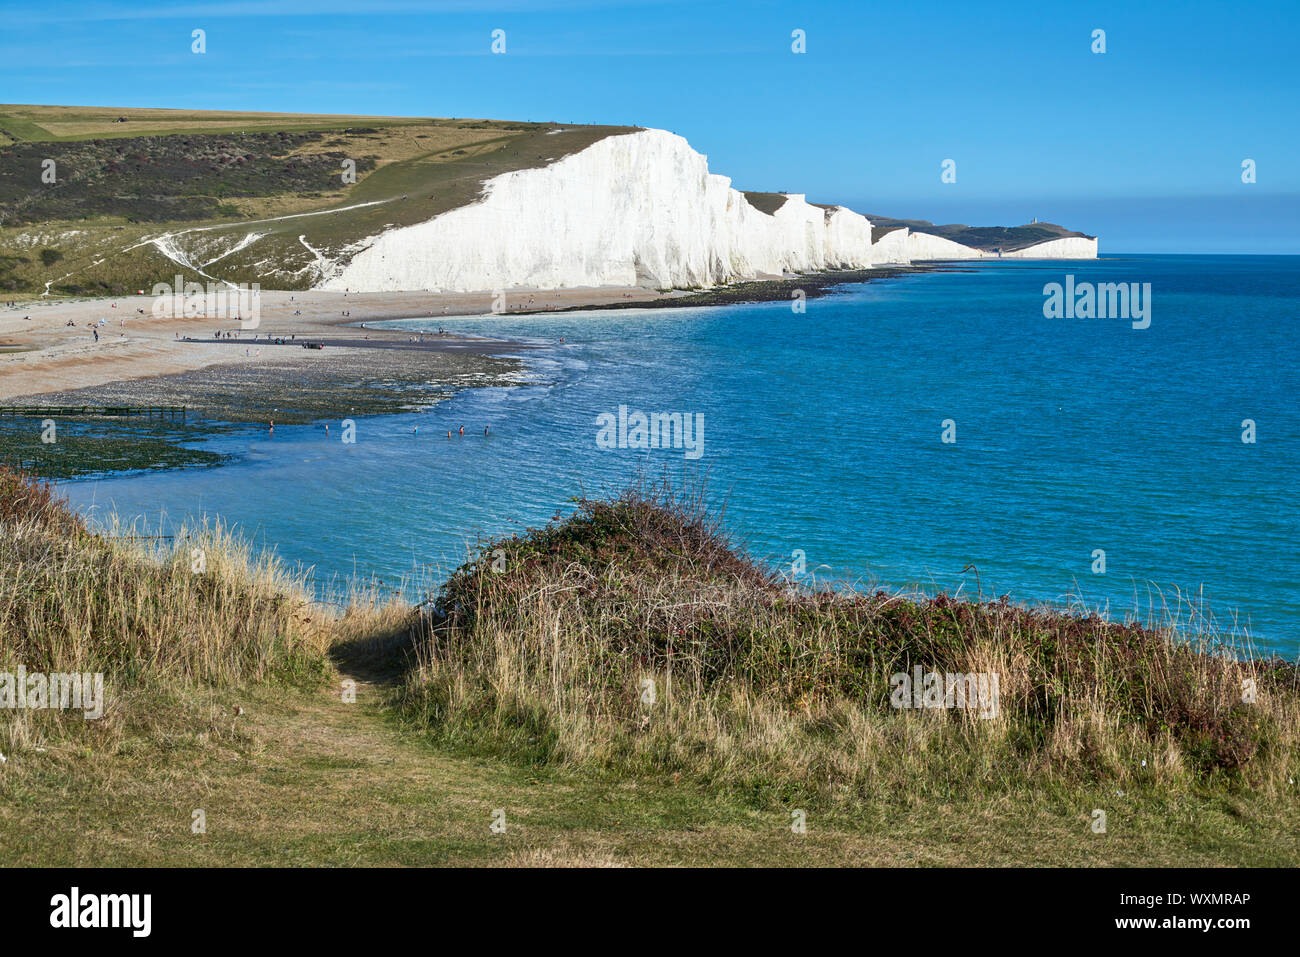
[3,0,1297,252]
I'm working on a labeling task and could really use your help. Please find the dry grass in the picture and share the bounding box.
[2,470,1297,865]
[0,467,402,757]
[0,104,434,142]
[402,482,1300,806]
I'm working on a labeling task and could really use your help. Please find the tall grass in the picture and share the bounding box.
[402,483,1299,804]
[0,468,404,755]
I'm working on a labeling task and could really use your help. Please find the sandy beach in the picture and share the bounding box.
[0,285,668,402]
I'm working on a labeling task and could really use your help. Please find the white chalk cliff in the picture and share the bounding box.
[869,228,911,265]
[318,128,1094,293]
[905,231,986,260]
[998,236,1098,259]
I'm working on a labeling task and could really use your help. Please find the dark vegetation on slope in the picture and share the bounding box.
[404,484,1298,802]
[0,105,639,293]
[0,131,378,225]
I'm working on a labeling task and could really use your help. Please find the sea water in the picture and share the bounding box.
[61,255,1299,653]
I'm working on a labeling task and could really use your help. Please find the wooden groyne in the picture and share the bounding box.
[0,405,187,420]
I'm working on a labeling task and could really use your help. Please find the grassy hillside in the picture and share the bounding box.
[1,471,1297,865]
[0,104,637,295]
[0,466,344,758]
[405,485,1298,805]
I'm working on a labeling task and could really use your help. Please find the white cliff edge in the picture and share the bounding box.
[998,236,1099,259]
[904,231,1099,261]
[870,228,911,265]
[905,231,985,260]
[318,128,1094,293]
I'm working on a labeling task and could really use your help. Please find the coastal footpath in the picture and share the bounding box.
[2,473,1295,867]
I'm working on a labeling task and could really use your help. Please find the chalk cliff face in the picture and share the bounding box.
[869,228,911,265]
[901,233,1101,261]
[319,128,1093,292]
[905,231,986,260]
[999,236,1099,259]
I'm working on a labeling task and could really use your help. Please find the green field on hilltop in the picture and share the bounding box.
[0,104,638,295]
[0,104,438,144]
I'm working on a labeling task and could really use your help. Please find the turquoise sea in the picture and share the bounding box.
[62,255,1300,653]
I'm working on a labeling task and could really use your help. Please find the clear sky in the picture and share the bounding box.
[3,0,1297,252]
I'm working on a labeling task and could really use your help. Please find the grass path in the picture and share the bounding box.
[3,657,1297,867]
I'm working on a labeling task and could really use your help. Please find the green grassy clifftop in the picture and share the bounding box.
[0,104,637,295]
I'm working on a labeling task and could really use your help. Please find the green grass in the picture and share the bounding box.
[6,670,1297,867]
[2,472,1296,867]
[0,104,638,294]
[0,104,437,143]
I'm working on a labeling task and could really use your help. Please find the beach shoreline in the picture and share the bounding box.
[0,285,661,403]
[0,264,947,404]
